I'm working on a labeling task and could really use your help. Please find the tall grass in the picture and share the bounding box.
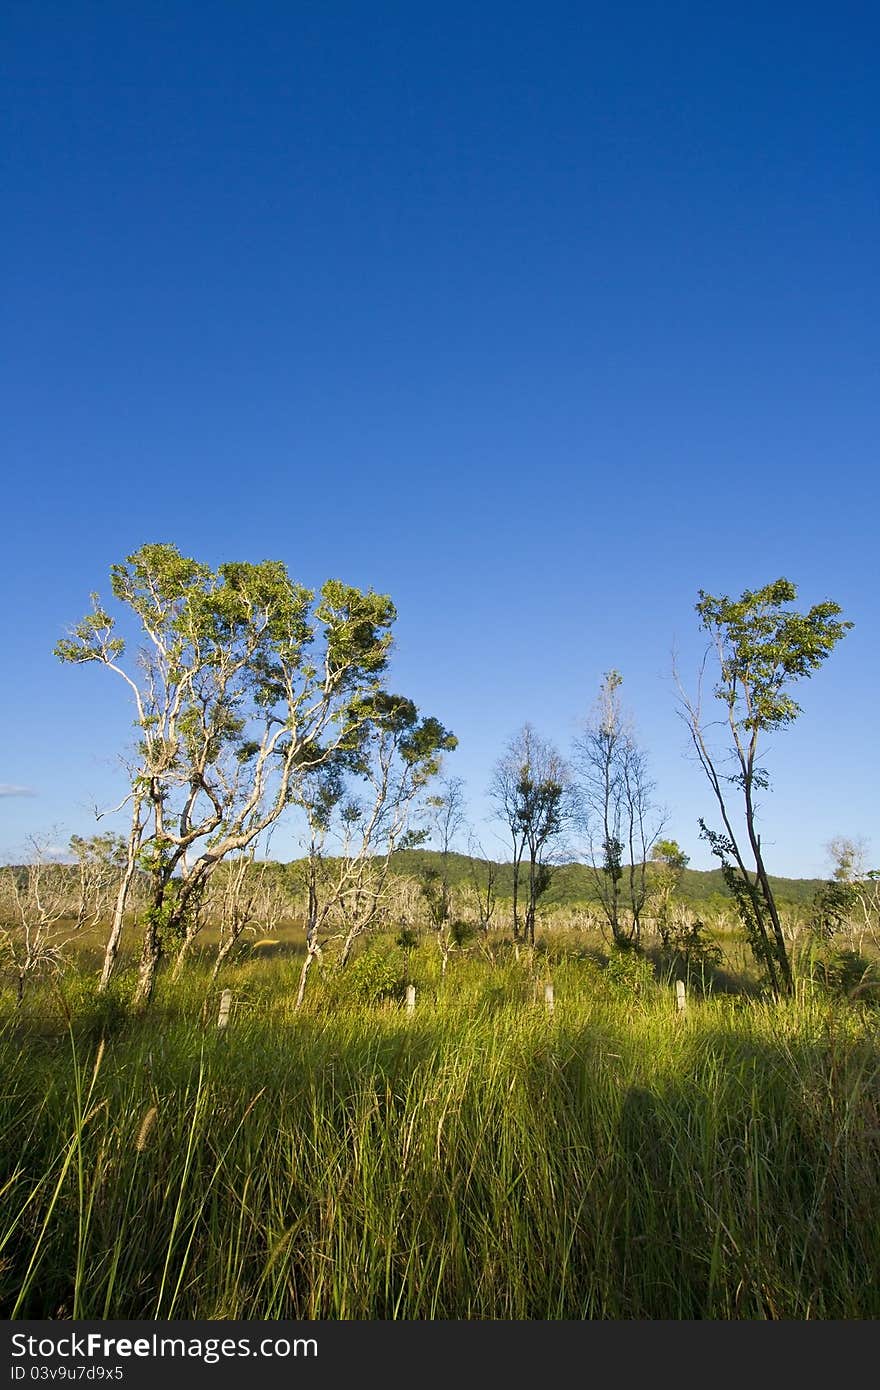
[1,944,879,1318]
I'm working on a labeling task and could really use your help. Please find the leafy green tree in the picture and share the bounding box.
[677,578,852,996]
[293,694,455,1008]
[56,543,402,1008]
[650,838,690,947]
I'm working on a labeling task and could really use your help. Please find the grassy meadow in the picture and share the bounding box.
[3,928,880,1320]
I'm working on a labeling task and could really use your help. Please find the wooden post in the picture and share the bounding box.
[217,988,233,1031]
[544,981,555,1014]
[405,984,416,1015]
[675,980,687,1013]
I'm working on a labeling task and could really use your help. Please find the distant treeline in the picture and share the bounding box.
[266,849,825,912]
[0,849,826,914]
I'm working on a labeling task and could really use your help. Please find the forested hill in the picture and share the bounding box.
[328,849,826,911]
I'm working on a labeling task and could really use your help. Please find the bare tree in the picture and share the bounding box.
[208,851,292,981]
[422,776,467,967]
[573,672,664,947]
[0,836,78,1004]
[489,725,570,946]
[465,832,499,934]
[69,831,128,931]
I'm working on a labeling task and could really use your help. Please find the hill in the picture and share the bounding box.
[354,849,825,911]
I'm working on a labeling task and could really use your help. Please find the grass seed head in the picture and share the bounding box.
[135,1104,158,1153]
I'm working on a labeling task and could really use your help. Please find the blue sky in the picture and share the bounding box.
[2,1,877,876]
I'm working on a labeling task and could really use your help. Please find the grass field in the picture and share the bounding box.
[2,935,880,1320]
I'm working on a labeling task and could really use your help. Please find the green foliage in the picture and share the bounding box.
[698,821,774,970]
[604,946,656,997]
[514,768,566,844]
[810,878,857,940]
[653,839,689,871]
[533,862,553,901]
[695,578,853,733]
[329,945,407,1006]
[808,947,880,1003]
[664,917,723,971]
[419,866,447,929]
[55,545,400,784]
[810,852,880,942]
[602,834,623,885]
[449,919,475,949]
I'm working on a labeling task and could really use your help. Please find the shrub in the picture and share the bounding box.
[604,947,656,997]
[667,917,723,970]
[329,945,407,1006]
[809,946,880,1002]
[449,919,475,949]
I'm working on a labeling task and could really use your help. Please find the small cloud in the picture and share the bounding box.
[0,784,36,798]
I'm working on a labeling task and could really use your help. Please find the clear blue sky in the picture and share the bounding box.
[2,1,877,876]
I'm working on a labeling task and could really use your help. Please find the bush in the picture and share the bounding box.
[667,918,723,971]
[604,947,656,997]
[449,919,476,949]
[809,946,880,1002]
[329,945,407,1006]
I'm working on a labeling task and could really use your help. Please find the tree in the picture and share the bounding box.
[422,775,467,967]
[676,577,852,997]
[56,543,403,1008]
[293,694,455,1009]
[208,853,291,981]
[465,833,499,934]
[68,832,128,931]
[573,672,663,947]
[488,739,527,940]
[650,838,690,947]
[87,767,150,992]
[489,725,570,945]
[811,837,879,951]
[0,835,78,1004]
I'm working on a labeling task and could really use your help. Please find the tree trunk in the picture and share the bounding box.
[211,933,236,983]
[166,868,208,984]
[98,800,144,992]
[171,924,199,981]
[339,930,357,969]
[747,821,794,995]
[132,873,167,1010]
[295,872,322,1010]
[294,946,317,1010]
[99,874,132,992]
[526,852,537,945]
[132,916,161,1010]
